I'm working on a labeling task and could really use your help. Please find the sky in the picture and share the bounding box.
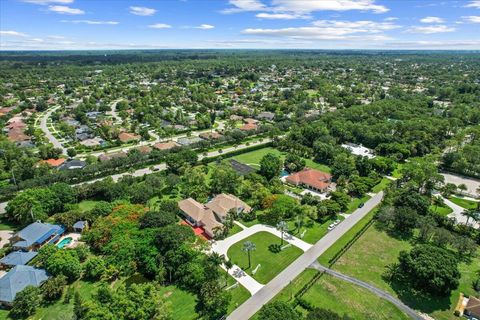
[1,0,480,50]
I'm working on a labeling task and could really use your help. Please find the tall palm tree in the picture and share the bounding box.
[242,241,256,269]
[432,196,445,212]
[462,209,479,226]
[276,221,289,245]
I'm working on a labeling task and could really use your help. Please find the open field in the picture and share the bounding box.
[229,147,331,173]
[227,231,303,284]
[329,223,480,320]
[346,194,372,214]
[287,216,344,245]
[271,269,409,320]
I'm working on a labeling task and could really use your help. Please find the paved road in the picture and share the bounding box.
[79,138,272,184]
[106,99,123,124]
[442,196,479,229]
[39,105,68,155]
[227,192,384,320]
[309,262,422,320]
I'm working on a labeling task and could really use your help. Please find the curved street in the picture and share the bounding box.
[309,262,422,320]
[39,105,67,155]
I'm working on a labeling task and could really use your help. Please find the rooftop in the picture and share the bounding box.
[0,265,49,303]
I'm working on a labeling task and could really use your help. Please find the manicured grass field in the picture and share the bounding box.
[328,222,480,320]
[345,194,371,214]
[224,271,251,314]
[273,269,409,320]
[227,224,244,237]
[287,216,344,245]
[227,231,303,284]
[372,177,391,193]
[229,147,331,173]
[430,204,453,216]
[449,196,478,210]
[157,285,198,320]
[77,200,101,212]
[318,209,377,265]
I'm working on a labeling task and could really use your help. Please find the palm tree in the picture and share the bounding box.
[458,184,468,196]
[208,252,223,267]
[276,221,289,245]
[462,209,479,226]
[432,196,445,212]
[242,241,256,269]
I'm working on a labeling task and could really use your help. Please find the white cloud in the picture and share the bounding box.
[384,17,398,21]
[271,0,389,14]
[22,0,73,4]
[195,24,215,29]
[48,5,84,14]
[242,19,398,41]
[256,12,310,19]
[462,15,480,23]
[223,0,388,15]
[222,0,267,13]
[406,25,455,34]
[129,6,156,16]
[148,23,172,29]
[62,20,119,25]
[0,30,28,37]
[420,16,444,23]
[465,1,480,8]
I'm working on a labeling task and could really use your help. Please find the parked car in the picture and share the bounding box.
[358,202,365,208]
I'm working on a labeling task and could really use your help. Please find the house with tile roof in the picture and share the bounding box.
[465,296,480,319]
[285,168,333,193]
[10,222,65,251]
[153,141,180,150]
[178,194,251,238]
[0,265,49,306]
[118,132,140,143]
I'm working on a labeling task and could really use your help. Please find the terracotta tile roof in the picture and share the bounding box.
[286,168,332,191]
[206,193,252,220]
[7,129,30,142]
[153,141,180,150]
[137,146,152,154]
[40,158,66,167]
[118,132,140,143]
[199,132,223,140]
[178,198,208,222]
[239,123,258,131]
[466,297,480,317]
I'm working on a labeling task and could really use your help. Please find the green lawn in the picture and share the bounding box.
[223,271,251,314]
[346,195,372,214]
[227,231,303,284]
[318,209,377,265]
[0,217,18,231]
[272,269,409,320]
[449,196,478,210]
[77,200,101,212]
[328,223,480,320]
[157,285,198,320]
[372,177,391,193]
[287,216,344,245]
[229,147,331,173]
[430,204,453,216]
[227,224,244,237]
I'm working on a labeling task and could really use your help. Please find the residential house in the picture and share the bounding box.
[137,146,152,154]
[40,158,66,168]
[80,137,104,147]
[285,168,333,193]
[256,111,275,121]
[239,122,258,132]
[153,141,180,151]
[98,151,127,162]
[243,118,258,124]
[178,194,251,238]
[341,143,376,159]
[10,222,65,251]
[465,296,480,319]
[58,159,86,171]
[0,265,49,306]
[177,137,202,146]
[199,132,223,140]
[73,221,87,233]
[0,251,38,268]
[118,132,140,143]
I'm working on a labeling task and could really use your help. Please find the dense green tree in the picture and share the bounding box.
[46,250,82,282]
[259,153,283,180]
[258,301,302,320]
[9,286,42,319]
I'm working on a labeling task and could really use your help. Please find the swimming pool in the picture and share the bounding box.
[280,169,289,177]
[57,237,73,249]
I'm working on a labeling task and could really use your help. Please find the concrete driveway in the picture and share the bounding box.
[442,173,480,198]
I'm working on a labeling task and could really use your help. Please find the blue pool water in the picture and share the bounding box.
[280,169,289,177]
[57,237,72,249]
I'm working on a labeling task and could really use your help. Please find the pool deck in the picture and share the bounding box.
[56,232,82,248]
